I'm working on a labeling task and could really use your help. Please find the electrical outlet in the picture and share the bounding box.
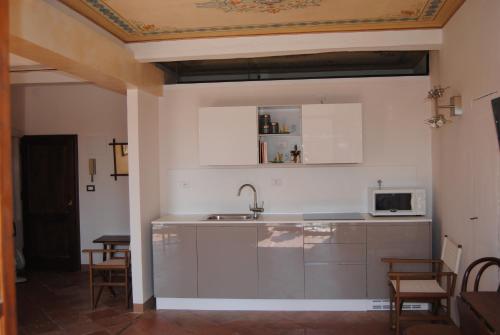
[179,181,191,189]
[271,178,283,186]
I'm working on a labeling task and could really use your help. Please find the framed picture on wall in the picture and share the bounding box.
[109,139,128,180]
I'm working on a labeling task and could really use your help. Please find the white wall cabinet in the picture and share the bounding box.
[198,103,362,166]
[198,106,258,166]
[302,104,363,164]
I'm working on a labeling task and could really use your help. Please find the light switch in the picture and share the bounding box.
[86,185,95,192]
[179,181,191,189]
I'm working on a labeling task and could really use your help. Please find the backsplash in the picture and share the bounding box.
[162,165,419,214]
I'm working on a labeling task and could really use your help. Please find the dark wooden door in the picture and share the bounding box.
[21,135,80,271]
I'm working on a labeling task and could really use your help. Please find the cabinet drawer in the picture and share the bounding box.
[304,244,366,263]
[304,224,332,243]
[305,263,366,299]
[304,224,366,244]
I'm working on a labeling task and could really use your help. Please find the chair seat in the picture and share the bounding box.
[391,280,446,294]
[95,259,126,268]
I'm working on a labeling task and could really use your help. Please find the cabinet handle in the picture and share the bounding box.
[469,217,478,221]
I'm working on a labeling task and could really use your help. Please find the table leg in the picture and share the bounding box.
[100,243,116,297]
[103,243,108,261]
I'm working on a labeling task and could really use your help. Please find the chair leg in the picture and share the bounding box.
[128,285,132,308]
[395,294,401,335]
[101,270,116,297]
[108,270,116,297]
[94,286,104,309]
[89,269,95,310]
[389,288,395,329]
[446,297,451,323]
[124,268,129,308]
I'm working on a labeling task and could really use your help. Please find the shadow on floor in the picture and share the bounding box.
[17,271,399,335]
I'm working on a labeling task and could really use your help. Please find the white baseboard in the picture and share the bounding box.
[156,298,430,311]
[157,298,368,311]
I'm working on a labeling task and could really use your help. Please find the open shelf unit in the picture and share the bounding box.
[258,106,302,165]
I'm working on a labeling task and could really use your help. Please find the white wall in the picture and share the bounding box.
[10,84,129,263]
[432,0,500,304]
[127,89,160,305]
[159,76,433,215]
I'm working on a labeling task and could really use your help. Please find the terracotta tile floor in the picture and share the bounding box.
[17,271,400,335]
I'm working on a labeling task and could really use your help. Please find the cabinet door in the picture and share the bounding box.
[197,226,258,298]
[366,223,431,298]
[258,225,304,299]
[198,106,258,166]
[302,103,363,164]
[304,223,367,299]
[305,263,366,299]
[152,225,197,298]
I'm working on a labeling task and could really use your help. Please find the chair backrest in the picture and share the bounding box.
[440,235,462,274]
[461,257,500,292]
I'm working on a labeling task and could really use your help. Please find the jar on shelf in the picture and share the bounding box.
[259,114,271,133]
[271,122,279,134]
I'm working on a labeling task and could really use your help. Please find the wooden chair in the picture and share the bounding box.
[460,257,500,293]
[83,249,131,310]
[458,257,500,335]
[382,235,462,334]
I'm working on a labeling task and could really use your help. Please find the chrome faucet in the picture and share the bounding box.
[237,184,264,219]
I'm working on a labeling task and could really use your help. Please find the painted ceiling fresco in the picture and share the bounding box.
[59,0,464,42]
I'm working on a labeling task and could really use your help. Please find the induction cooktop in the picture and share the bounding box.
[303,212,365,221]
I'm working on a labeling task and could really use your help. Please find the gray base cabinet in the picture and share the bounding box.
[367,223,431,298]
[152,225,198,298]
[152,220,431,301]
[258,225,304,299]
[304,223,367,299]
[197,226,258,298]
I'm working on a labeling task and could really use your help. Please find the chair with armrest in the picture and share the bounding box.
[83,248,131,310]
[382,235,462,334]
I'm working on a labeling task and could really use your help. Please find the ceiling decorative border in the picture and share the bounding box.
[61,0,464,42]
[195,0,323,14]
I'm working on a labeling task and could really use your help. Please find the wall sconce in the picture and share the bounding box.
[89,158,96,182]
[426,86,463,128]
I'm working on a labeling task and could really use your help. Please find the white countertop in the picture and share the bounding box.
[152,213,432,225]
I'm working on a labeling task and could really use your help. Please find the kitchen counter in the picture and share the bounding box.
[152,212,432,309]
[152,213,432,225]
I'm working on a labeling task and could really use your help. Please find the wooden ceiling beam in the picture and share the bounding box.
[9,0,163,95]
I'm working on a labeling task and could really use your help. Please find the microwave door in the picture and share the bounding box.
[375,193,412,213]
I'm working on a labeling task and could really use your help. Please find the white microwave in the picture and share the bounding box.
[368,188,426,216]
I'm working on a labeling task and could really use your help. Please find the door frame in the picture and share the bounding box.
[21,135,81,271]
[0,0,18,332]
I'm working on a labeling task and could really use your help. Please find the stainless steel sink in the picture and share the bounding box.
[205,214,255,221]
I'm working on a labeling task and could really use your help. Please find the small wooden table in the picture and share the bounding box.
[460,292,500,335]
[92,235,130,261]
